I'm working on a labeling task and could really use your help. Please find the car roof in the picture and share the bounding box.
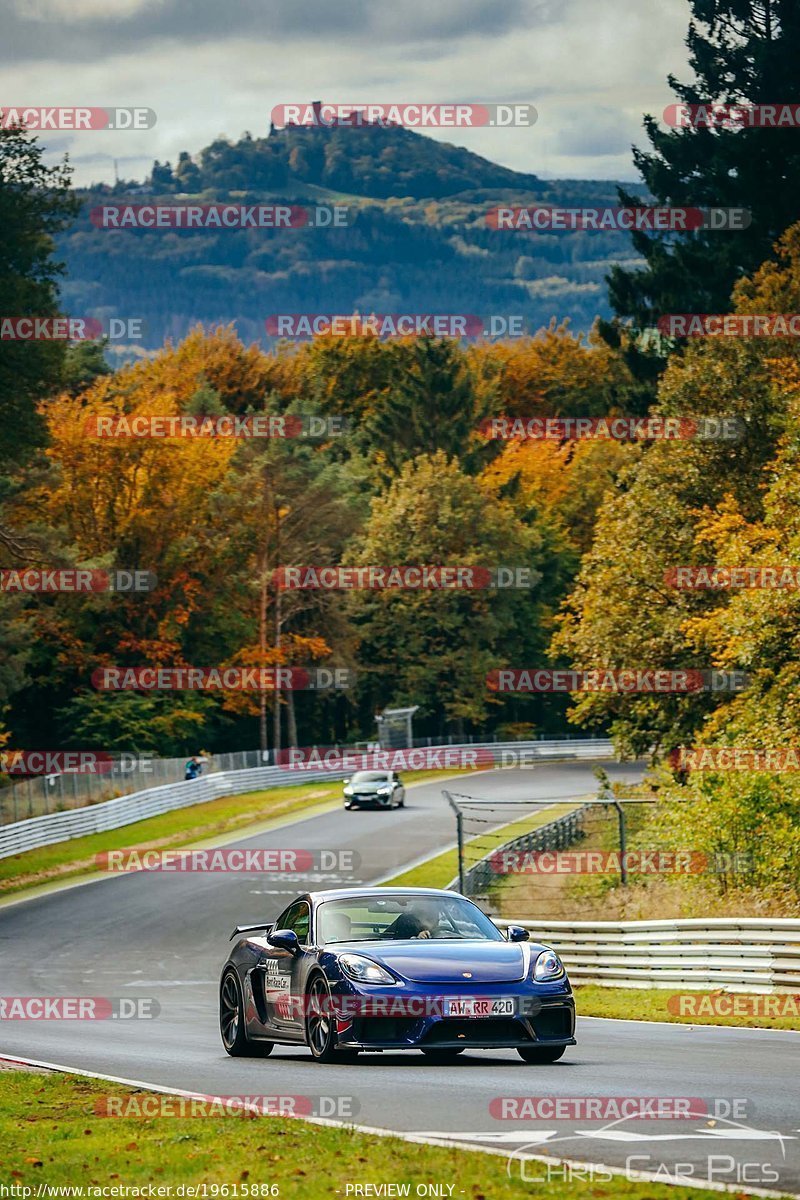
[306,887,462,904]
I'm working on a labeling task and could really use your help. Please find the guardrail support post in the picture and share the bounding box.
[443,790,465,894]
[613,799,627,886]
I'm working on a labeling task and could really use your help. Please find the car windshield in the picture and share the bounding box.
[318,894,504,944]
[350,772,390,783]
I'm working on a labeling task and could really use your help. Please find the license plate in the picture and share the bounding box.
[444,997,516,1017]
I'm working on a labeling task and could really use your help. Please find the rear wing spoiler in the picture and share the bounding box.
[230,922,274,941]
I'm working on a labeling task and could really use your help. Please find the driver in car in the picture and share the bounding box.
[385,900,441,939]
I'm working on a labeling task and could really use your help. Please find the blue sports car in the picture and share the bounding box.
[219,887,575,1063]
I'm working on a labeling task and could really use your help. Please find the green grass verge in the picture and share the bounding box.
[575,984,800,1030]
[0,770,471,899]
[0,1069,740,1199]
[383,802,581,890]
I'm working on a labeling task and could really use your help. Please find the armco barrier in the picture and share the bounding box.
[494,917,800,993]
[0,738,614,860]
[455,805,590,898]
[0,736,614,825]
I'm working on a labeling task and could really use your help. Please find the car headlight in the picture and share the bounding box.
[377,785,392,795]
[339,953,397,985]
[533,948,565,981]
[343,785,353,795]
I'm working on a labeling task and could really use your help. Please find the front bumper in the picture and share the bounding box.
[332,982,576,1051]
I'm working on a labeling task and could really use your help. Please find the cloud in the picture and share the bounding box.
[6,0,693,186]
[4,0,543,64]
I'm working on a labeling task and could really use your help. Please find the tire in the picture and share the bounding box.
[305,973,345,1063]
[517,1044,566,1063]
[397,794,405,808]
[420,1048,465,1063]
[219,968,274,1057]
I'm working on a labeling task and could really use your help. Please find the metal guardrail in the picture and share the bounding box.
[0,738,615,860]
[456,805,590,898]
[0,736,614,826]
[493,917,800,993]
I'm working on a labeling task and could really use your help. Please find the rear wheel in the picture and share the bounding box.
[421,1048,465,1063]
[517,1044,566,1063]
[219,969,274,1057]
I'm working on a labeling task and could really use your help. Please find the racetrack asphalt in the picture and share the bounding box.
[1,760,798,1196]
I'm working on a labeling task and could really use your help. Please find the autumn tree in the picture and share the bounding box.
[348,451,572,737]
[553,223,800,755]
[206,396,362,752]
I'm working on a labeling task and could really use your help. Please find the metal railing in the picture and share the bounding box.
[0,737,614,827]
[0,738,616,859]
[454,805,590,898]
[493,917,800,992]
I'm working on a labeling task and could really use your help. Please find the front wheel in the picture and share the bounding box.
[219,969,274,1057]
[421,1048,465,1063]
[517,1044,566,1063]
[306,974,344,1062]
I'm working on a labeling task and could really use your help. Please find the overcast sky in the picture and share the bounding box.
[7,0,694,187]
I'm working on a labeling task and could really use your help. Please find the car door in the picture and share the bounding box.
[260,899,312,1038]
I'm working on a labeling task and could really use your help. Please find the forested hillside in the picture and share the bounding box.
[58,122,644,350]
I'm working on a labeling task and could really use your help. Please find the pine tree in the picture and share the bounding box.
[607,0,800,341]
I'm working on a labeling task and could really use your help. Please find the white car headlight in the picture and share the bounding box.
[343,785,353,795]
[339,953,396,985]
[533,948,565,981]
[377,785,392,794]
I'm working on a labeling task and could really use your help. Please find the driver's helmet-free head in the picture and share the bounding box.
[325,911,352,942]
[414,899,441,929]
[391,912,425,939]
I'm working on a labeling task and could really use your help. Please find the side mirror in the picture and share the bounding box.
[507,925,530,943]
[268,928,301,955]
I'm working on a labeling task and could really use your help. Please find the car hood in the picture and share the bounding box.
[335,940,530,983]
[347,781,388,793]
